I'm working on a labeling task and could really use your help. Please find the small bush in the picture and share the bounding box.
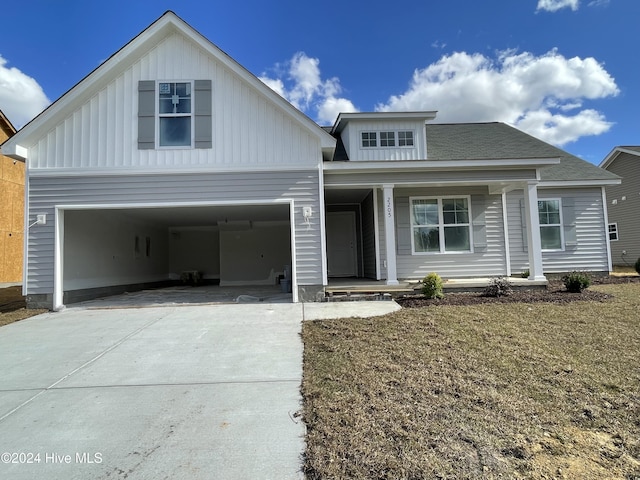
[422,273,444,299]
[484,277,513,297]
[562,271,591,293]
[635,257,640,275]
[520,269,530,279]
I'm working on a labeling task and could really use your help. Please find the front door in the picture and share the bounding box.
[326,211,357,277]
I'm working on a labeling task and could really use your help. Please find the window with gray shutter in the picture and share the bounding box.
[137,79,212,150]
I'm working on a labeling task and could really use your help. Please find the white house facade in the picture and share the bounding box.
[1,12,620,310]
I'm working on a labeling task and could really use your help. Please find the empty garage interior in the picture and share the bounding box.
[62,204,292,301]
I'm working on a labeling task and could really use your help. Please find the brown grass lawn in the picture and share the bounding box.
[302,283,640,479]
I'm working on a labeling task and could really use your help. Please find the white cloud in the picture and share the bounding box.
[0,55,50,129]
[259,52,357,125]
[536,0,580,12]
[376,49,619,146]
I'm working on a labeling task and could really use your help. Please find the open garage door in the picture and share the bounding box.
[59,202,293,306]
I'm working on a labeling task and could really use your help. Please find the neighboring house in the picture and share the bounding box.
[1,11,620,310]
[600,146,640,266]
[0,110,23,283]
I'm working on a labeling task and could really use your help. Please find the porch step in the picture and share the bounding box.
[324,277,548,300]
[324,281,417,301]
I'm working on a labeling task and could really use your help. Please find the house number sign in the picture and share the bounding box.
[386,196,393,219]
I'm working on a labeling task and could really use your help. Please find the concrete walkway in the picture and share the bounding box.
[0,298,399,479]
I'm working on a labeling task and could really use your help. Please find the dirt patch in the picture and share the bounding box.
[0,286,47,326]
[0,285,25,313]
[303,283,640,479]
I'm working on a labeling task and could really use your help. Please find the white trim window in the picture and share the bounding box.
[411,196,472,254]
[538,199,563,251]
[608,223,619,241]
[398,131,414,146]
[380,131,395,147]
[158,81,193,147]
[361,131,377,148]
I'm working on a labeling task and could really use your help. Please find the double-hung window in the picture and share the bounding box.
[158,81,192,147]
[538,199,563,250]
[608,223,618,242]
[411,197,472,253]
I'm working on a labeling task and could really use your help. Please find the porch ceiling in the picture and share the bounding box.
[324,189,371,204]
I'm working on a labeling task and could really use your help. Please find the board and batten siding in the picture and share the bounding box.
[604,153,640,265]
[376,187,507,280]
[26,170,322,295]
[341,120,427,162]
[506,187,609,274]
[27,33,322,170]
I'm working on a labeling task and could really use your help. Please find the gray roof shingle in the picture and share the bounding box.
[426,122,619,182]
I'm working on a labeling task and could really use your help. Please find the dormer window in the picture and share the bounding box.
[360,130,415,149]
[380,131,395,147]
[398,131,414,146]
[361,132,377,148]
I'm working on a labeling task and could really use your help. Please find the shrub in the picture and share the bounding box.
[484,277,513,297]
[635,257,640,276]
[422,273,444,299]
[520,269,530,279]
[562,271,591,293]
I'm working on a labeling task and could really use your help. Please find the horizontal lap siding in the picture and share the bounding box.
[507,188,608,274]
[381,187,507,280]
[27,171,322,294]
[604,154,640,264]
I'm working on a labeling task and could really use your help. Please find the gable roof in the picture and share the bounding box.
[599,146,640,170]
[426,122,620,183]
[2,11,335,159]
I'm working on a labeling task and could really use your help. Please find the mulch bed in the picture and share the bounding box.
[396,275,640,308]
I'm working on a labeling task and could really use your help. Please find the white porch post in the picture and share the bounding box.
[382,184,399,285]
[523,182,546,281]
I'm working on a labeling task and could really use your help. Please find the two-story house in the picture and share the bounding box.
[1,11,619,310]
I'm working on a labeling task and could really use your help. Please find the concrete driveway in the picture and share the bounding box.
[0,302,306,480]
[0,296,400,480]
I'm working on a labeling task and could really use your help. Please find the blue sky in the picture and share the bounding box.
[1,0,637,165]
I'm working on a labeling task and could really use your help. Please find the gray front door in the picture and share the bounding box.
[326,211,357,277]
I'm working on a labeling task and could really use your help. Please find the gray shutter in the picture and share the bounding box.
[194,80,212,149]
[562,198,577,248]
[395,197,411,255]
[471,195,487,250]
[138,81,155,150]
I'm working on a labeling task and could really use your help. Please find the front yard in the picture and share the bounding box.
[302,282,640,479]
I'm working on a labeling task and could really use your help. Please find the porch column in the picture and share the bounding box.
[523,181,546,281]
[382,184,399,285]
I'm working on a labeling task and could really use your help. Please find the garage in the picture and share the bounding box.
[59,202,293,305]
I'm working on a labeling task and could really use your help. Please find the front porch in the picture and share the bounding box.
[325,276,548,300]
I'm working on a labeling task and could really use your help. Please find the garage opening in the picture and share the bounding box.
[60,203,293,305]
